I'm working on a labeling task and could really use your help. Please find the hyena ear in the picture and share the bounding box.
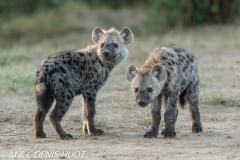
[92,27,104,44]
[126,65,138,82]
[152,65,166,82]
[120,27,133,46]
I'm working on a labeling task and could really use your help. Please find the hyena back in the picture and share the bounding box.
[126,46,202,138]
[34,27,133,139]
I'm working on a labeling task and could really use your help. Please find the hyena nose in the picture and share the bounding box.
[138,100,146,107]
[103,51,109,56]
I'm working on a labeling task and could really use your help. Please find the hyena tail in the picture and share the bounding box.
[35,82,54,114]
[179,90,187,109]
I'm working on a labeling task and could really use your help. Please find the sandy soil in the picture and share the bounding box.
[1,45,240,160]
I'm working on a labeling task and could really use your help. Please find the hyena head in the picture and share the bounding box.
[92,27,133,61]
[126,64,167,107]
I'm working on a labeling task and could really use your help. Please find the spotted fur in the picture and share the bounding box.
[126,46,202,138]
[34,27,133,139]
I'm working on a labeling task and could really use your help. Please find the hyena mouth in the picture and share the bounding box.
[104,54,117,61]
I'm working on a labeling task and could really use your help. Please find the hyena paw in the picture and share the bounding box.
[160,129,165,135]
[34,131,46,138]
[83,127,104,136]
[90,128,104,136]
[192,123,203,133]
[162,128,176,138]
[144,130,158,138]
[59,133,73,140]
[82,123,104,136]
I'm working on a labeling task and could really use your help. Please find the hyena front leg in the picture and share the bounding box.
[82,94,104,136]
[163,94,179,138]
[144,94,162,138]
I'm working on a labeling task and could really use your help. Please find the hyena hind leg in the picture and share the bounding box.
[49,97,74,140]
[34,90,54,138]
[186,81,202,133]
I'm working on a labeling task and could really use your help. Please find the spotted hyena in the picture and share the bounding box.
[34,27,133,139]
[126,46,202,138]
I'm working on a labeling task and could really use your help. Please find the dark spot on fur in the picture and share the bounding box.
[54,62,59,65]
[166,70,170,77]
[171,61,175,65]
[92,59,96,64]
[167,52,174,58]
[79,53,84,57]
[80,66,83,70]
[93,67,98,72]
[59,66,66,73]
[97,58,104,67]
[88,96,94,102]
[58,78,65,86]
[174,47,181,53]
[39,77,44,83]
[63,61,67,64]
[67,95,71,100]
[48,68,58,77]
[68,90,74,98]
[167,62,172,66]
[183,65,188,72]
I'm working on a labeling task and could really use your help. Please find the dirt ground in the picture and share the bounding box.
[1,35,240,159]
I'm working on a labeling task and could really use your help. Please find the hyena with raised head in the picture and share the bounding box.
[126,46,202,138]
[34,27,133,139]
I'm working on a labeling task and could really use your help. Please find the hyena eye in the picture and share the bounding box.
[100,43,104,48]
[134,87,139,93]
[148,87,153,92]
[113,43,118,48]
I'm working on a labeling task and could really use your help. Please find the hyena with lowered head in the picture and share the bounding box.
[34,27,133,139]
[126,46,202,138]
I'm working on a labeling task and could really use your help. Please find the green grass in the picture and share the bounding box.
[0,3,88,46]
[203,93,240,107]
[68,115,82,122]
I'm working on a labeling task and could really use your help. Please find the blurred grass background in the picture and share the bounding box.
[0,0,240,95]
